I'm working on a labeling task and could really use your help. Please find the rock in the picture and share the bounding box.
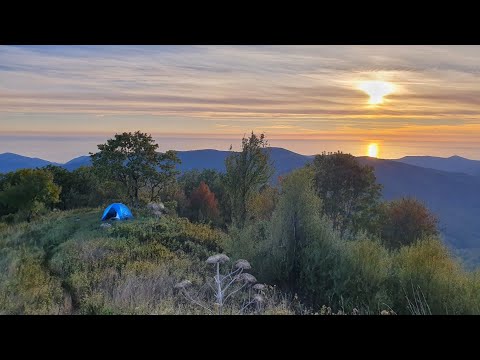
[147,202,166,218]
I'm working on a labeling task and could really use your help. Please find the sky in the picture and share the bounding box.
[2,45,480,162]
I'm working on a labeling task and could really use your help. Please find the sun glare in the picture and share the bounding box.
[367,143,379,158]
[358,81,394,105]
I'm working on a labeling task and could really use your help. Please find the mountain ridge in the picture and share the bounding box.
[2,149,480,252]
[396,154,480,176]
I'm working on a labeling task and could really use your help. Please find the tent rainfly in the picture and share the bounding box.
[101,203,133,221]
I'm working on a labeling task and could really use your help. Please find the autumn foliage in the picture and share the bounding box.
[380,197,439,249]
[190,181,220,223]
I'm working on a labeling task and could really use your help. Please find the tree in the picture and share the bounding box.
[178,169,230,225]
[245,185,279,222]
[310,151,382,237]
[190,181,220,223]
[0,169,60,222]
[230,166,342,304]
[380,197,439,249]
[90,131,180,207]
[267,167,324,291]
[224,132,273,227]
[44,164,129,210]
[43,165,73,210]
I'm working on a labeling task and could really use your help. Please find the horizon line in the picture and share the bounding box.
[1,147,477,163]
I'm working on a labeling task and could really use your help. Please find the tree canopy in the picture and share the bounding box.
[379,197,439,249]
[310,152,382,236]
[224,132,273,227]
[90,131,180,207]
[0,169,60,222]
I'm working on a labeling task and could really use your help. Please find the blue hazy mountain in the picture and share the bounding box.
[62,156,92,171]
[176,147,313,181]
[0,153,60,173]
[2,149,480,255]
[1,148,312,177]
[358,157,480,250]
[397,155,480,177]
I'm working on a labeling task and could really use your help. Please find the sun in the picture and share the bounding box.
[358,81,395,105]
[367,143,379,158]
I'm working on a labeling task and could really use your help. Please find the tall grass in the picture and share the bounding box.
[3,207,480,314]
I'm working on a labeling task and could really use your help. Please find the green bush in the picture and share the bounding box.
[334,236,391,312]
[110,216,225,259]
[0,249,67,314]
[4,203,480,315]
[389,236,480,314]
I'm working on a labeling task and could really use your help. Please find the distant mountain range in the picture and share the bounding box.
[0,148,313,182]
[358,157,480,250]
[2,149,480,263]
[396,155,480,177]
[0,153,61,173]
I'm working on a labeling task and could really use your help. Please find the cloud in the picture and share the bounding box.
[1,45,480,159]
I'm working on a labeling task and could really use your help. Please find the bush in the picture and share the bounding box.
[379,197,439,249]
[333,235,391,312]
[110,216,226,259]
[389,236,479,314]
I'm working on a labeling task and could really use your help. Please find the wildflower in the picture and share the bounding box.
[253,294,264,303]
[206,254,230,264]
[235,273,257,283]
[235,259,251,270]
[174,280,192,289]
[253,283,265,291]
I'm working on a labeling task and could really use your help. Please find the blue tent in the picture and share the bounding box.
[101,203,133,221]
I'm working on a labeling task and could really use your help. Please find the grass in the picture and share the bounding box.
[0,209,292,314]
[3,208,479,315]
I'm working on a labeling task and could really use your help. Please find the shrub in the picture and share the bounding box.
[380,197,439,249]
[389,236,477,314]
[110,216,225,259]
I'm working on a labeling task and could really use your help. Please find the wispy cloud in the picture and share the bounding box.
[2,45,480,158]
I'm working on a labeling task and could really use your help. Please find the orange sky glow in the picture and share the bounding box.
[2,45,480,161]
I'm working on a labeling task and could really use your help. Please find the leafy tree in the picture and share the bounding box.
[43,165,73,210]
[229,166,341,304]
[310,151,382,236]
[266,167,329,293]
[178,169,230,224]
[380,197,439,249]
[246,185,279,222]
[44,165,123,209]
[224,132,273,227]
[0,169,60,222]
[90,131,180,207]
[190,181,220,224]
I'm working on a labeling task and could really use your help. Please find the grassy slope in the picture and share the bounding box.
[0,209,293,315]
[0,209,216,314]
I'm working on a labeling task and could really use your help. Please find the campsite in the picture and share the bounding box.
[3,130,480,315]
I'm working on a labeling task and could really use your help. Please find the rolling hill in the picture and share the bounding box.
[358,157,480,250]
[397,155,480,177]
[177,147,313,182]
[1,148,313,182]
[2,149,480,255]
[0,153,59,173]
[62,156,92,171]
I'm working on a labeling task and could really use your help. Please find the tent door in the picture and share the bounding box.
[106,207,117,220]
